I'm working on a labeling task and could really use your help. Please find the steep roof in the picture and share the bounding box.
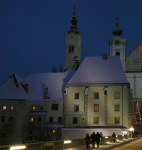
[0,67,75,101]
[68,56,129,85]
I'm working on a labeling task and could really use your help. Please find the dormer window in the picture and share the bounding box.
[69,45,74,53]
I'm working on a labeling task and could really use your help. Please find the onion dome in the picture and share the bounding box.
[68,6,79,33]
[112,14,122,36]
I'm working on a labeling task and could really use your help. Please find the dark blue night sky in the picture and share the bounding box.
[0,0,142,85]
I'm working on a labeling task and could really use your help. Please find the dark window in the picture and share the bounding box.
[73,117,77,124]
[1,116,5,122]
[38,117,42,122]
[49,117,53,123]
[116,52,120,56]
[75,93,79,99]
[40,106,43,110]
[94,92,99,99]
[69,45,74,53]
[51,104,58,110]
[8,117,12,122]
[74,105,79,112]
[115,117,120,124]
[58,117,62,123]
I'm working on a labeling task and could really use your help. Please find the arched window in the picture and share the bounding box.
[116,52,120,56]
[69,45,74,53]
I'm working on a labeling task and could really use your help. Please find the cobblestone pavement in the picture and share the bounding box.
[64,138,137,150]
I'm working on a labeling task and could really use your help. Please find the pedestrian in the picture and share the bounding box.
[95,132,102,148]
[91,132,96,148]
[100,132,103,145]
[112,132,116,142]
[85,133,91,149]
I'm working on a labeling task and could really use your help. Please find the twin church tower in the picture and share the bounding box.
[64,9,126,71]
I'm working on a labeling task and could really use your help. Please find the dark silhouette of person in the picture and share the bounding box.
[85,133,91,149]
[91,132,96,148]
[112,132,116,142]
[100,132,103,145]
[95,132,102,148]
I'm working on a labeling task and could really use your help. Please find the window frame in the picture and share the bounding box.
[74,105,79,112]
[94,117,99,124]
[74,93,79,99]
[94,92,99,99]
[114,104,120,111]
[72,117,78,124]
[114,92,120,99]
[114,117,120,124]
[49,117,53,123]
[94,104,99,112]
[51,104,58,111]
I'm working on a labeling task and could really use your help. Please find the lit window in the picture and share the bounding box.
[53,130,55,133]
[1,116,5,122]
[74,93,79,99]
[94,104,99,112]
[72,117,77,124]
[94,117,99,124]
[51,104,58,110]
[10,106,13,110]
[114,92,120,99]
[115,117,120,124]
[115,104,120,111]
[74,105,79,112]
[32,106,36,111]
[94,92,99,99]
[2,106,6,110]
[30,118,34,122]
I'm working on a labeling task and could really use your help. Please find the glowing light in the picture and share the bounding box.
[129,127,134,132]
[10,146,26,150]
[64,140,72,144]
[122,131,128,135]
[105,136,108,139]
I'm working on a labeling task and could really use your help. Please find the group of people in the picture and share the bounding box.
[84,132,103,149]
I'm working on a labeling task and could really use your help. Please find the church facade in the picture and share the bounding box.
[0,10,136,145]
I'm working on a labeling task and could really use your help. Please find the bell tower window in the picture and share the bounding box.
[115,52,120,56]
[69,45,74,53]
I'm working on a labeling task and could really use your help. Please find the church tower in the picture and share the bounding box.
[64,7,82,71]
[109,14,126,71]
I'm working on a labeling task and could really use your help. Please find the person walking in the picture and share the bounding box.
[85,133,91,149]
[112,132,116,142]
[100,132,103,145]
[91,132,96,148]
[95,132,102,148]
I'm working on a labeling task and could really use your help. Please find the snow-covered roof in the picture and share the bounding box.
[68,56,129,85]
[0,67,75,101]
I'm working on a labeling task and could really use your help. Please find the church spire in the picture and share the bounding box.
[68,6,79,33]
[112,14,122,36]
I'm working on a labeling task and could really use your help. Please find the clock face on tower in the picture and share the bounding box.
[114,40,120,46]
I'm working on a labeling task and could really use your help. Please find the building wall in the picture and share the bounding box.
[64,84,132,128]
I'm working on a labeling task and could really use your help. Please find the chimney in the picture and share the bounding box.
[102,54,108,60]
[25,84,29,93]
